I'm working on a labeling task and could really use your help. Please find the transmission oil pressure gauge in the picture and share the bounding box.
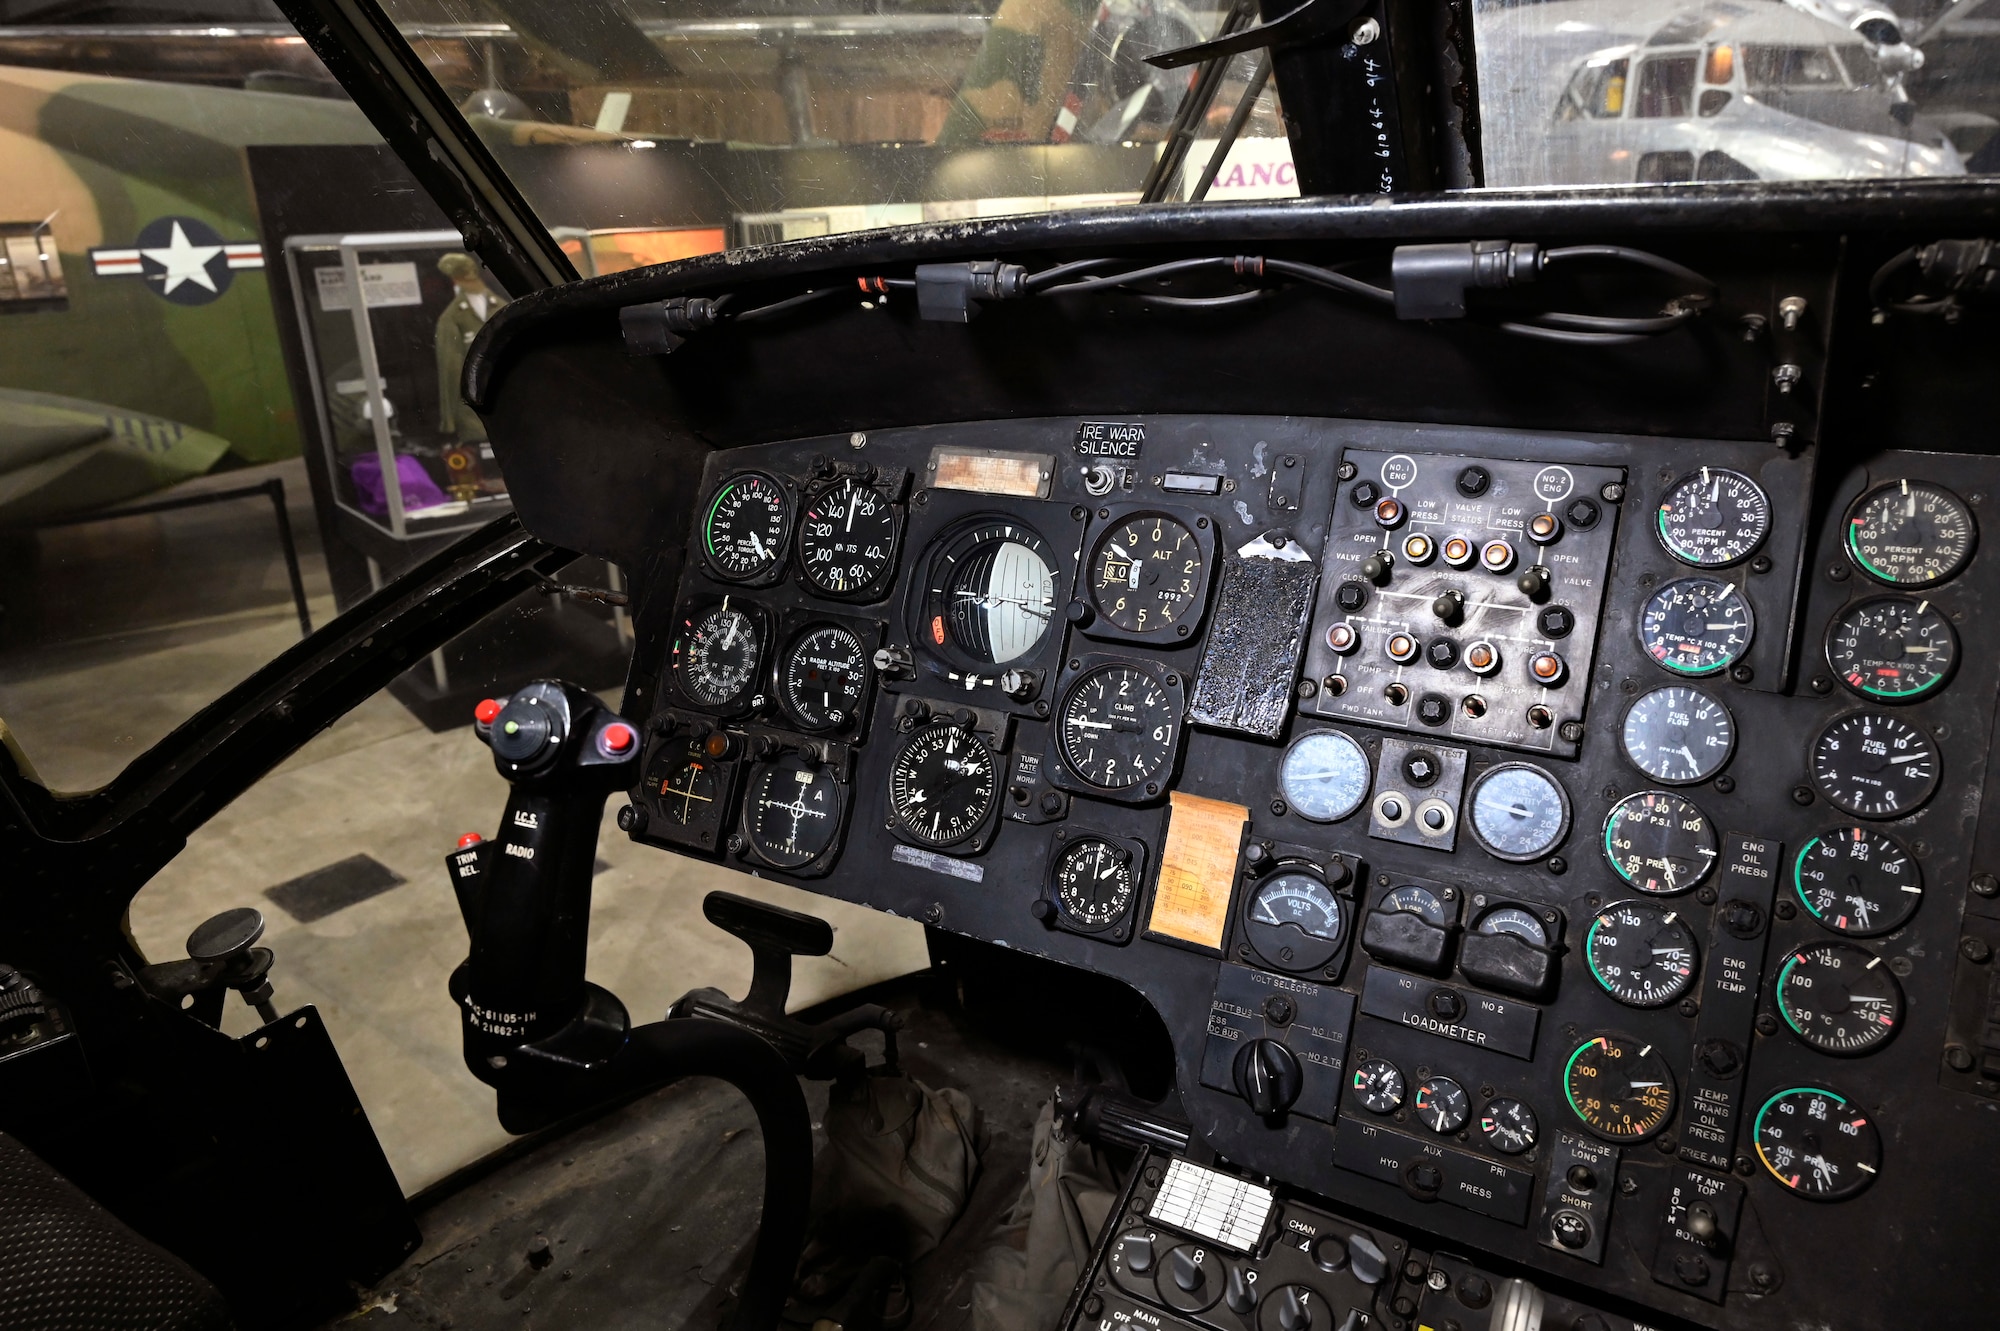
[1466,762,1571,862]
[1054,662,1181,795]
[797,476,899,598]
[741,755,842,870]
[918,518,1058,668]
[1825,596,1958,702]
[887,721,998,849]
[1793,827,1922,935]
[1243,870,1346,973]
[1753,1087,1881,1200]
[1844,478,1976,588]
[1809,713,1940,818]
[1657,467,1770,567]
[1603,791,1718,894]
[1621,686,1734,785]
[1048,836,1137,934]
[1085,510,1212,636]
[701,472,790,581]
[671,600,765,712]
[1280,729,1371,823]
[1776,943,1905,1054]
[1565,1034,1676,1142]
[1585,900,1698,1008]
[1638,576,1754,676]
[777,624,870,732]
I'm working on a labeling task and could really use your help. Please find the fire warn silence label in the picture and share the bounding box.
[1075,421,1145,459]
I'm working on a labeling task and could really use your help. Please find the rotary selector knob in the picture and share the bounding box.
[1233,1038,1304,1117]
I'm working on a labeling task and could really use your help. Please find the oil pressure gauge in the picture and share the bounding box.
[1602,791,1718,894]
[1753,1087,1881,1200]
[1793,827,1922,936]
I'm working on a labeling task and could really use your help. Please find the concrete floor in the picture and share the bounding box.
[0,459,930,1193]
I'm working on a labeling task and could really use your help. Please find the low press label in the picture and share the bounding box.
[1075,421,1146,458]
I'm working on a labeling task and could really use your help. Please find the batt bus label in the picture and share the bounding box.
[1076,421,1146,458]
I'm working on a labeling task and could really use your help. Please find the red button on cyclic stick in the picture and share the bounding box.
[474,698,504,725]
[457,832,484,848]
[599,723,636,755]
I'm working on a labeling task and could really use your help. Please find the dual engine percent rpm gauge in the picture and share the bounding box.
[1808,713,1940,818]
[1638,576,1754,676]
[1753,1088,1881,1200]
[1657,467,1771,567]
[1825,596,1958,702]
[1621,686,1734,785]
[1793,827,1923,936]
[1844,479,1977,588]
[1565,1034,1677,1142]
[1465,763,1571,863]
[1602,791,1718,894]
[702,473,790,581]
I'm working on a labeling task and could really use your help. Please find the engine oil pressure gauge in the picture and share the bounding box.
[1753,1087,1881,1200]
[1656,467,1770,567]
[1602,791,1718,894]
[1793,827,1922,936]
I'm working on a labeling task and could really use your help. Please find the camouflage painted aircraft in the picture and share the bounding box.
[0,62,380,522]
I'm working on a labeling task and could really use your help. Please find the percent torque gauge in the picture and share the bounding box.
[1565,1035,1676,1142]
[1775,943,1905,1055]
[886,722,998,849]
[742,756,842,870]
[777,624,869,732]
[1657,467,1770,567]
[1809,713,1940,819]
[1844,479,1976,588]
[671,601,765,711]
[1603,791,1718,893]
[702,472,790,581]
[1585,900,1699,1008]
[1466,762,1571,862]
[1753,1088,1881,1200]
[1793,827,1922,936]
[1280,730,1371,823]
[797,476,898,598]
[1825,596,1958,702]
[1621,686,1734,785]
[1638,576,1754,676]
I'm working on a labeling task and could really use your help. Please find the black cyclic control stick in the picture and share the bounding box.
[443,680,812,1331]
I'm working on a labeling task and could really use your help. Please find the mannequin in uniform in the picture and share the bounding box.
[434,252,505,442]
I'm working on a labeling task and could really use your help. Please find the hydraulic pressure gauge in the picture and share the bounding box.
[1844,479,1976,588]
[1055,663,1180,794]
[1620,686,1735,786]
[1413,1076,1470,1134]
[1793,827,1922,936]
[1602,791,1718,894]
[1565,1035,1676,1142]
[1466,762,1571,863]
[917,518,1058,667]
[887,722,998,849]
[1351,1059,1405,1114]
[671,600,765,711]
[1585,900,1698,1008]
[1050,837,1137,932]
[1753,1087,1881,1200]
[741,755,842,870]
[1279,729,1371,823]
[1243,870,1346,974]
[1656,467,1770,567]
[1775,942,1905,1055]
[1808,713,1940,819]
[1479,1098,1539,1155]
[1825,596,1958,702]
[702,472,790,581]
[1638,576,1754,676]
[777,624,870,732]
[1086,511,1211,635]
[797,476,899,598]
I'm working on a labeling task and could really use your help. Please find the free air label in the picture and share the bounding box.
[1075,422,1146,458]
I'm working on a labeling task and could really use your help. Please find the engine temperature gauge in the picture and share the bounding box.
[1776,942,1905,1055]
[1565,1035,1676,1142]
[1657,467,1770,567]
[1753,1087,1881,1200]
[1825,596,1958,702]
[1638,576,1754,676]
[1585,900,1698,1008]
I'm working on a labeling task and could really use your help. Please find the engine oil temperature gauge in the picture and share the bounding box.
[1775,942,1905,1055]
[1585,900,1698,1008]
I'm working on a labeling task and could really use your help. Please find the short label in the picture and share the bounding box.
[891,844,984,883]
[1075,421,1146,458]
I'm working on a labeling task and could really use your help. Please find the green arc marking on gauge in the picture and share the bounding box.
[1584,917,1614,993]
[1752,1086,1851,1156]
[1845,520,1897,583]
[1562,1037,1602,1122]
[1657,507,1695,562]
[703,480,737,557]
[1793,838,1826,920]
[1774,953,1807,1035]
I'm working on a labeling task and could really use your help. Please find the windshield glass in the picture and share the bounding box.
[363,0,1292,253]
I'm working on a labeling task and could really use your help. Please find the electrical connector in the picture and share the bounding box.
[914,260,1029,322]
[1390,241,1543,320]
[619,296,723,355]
